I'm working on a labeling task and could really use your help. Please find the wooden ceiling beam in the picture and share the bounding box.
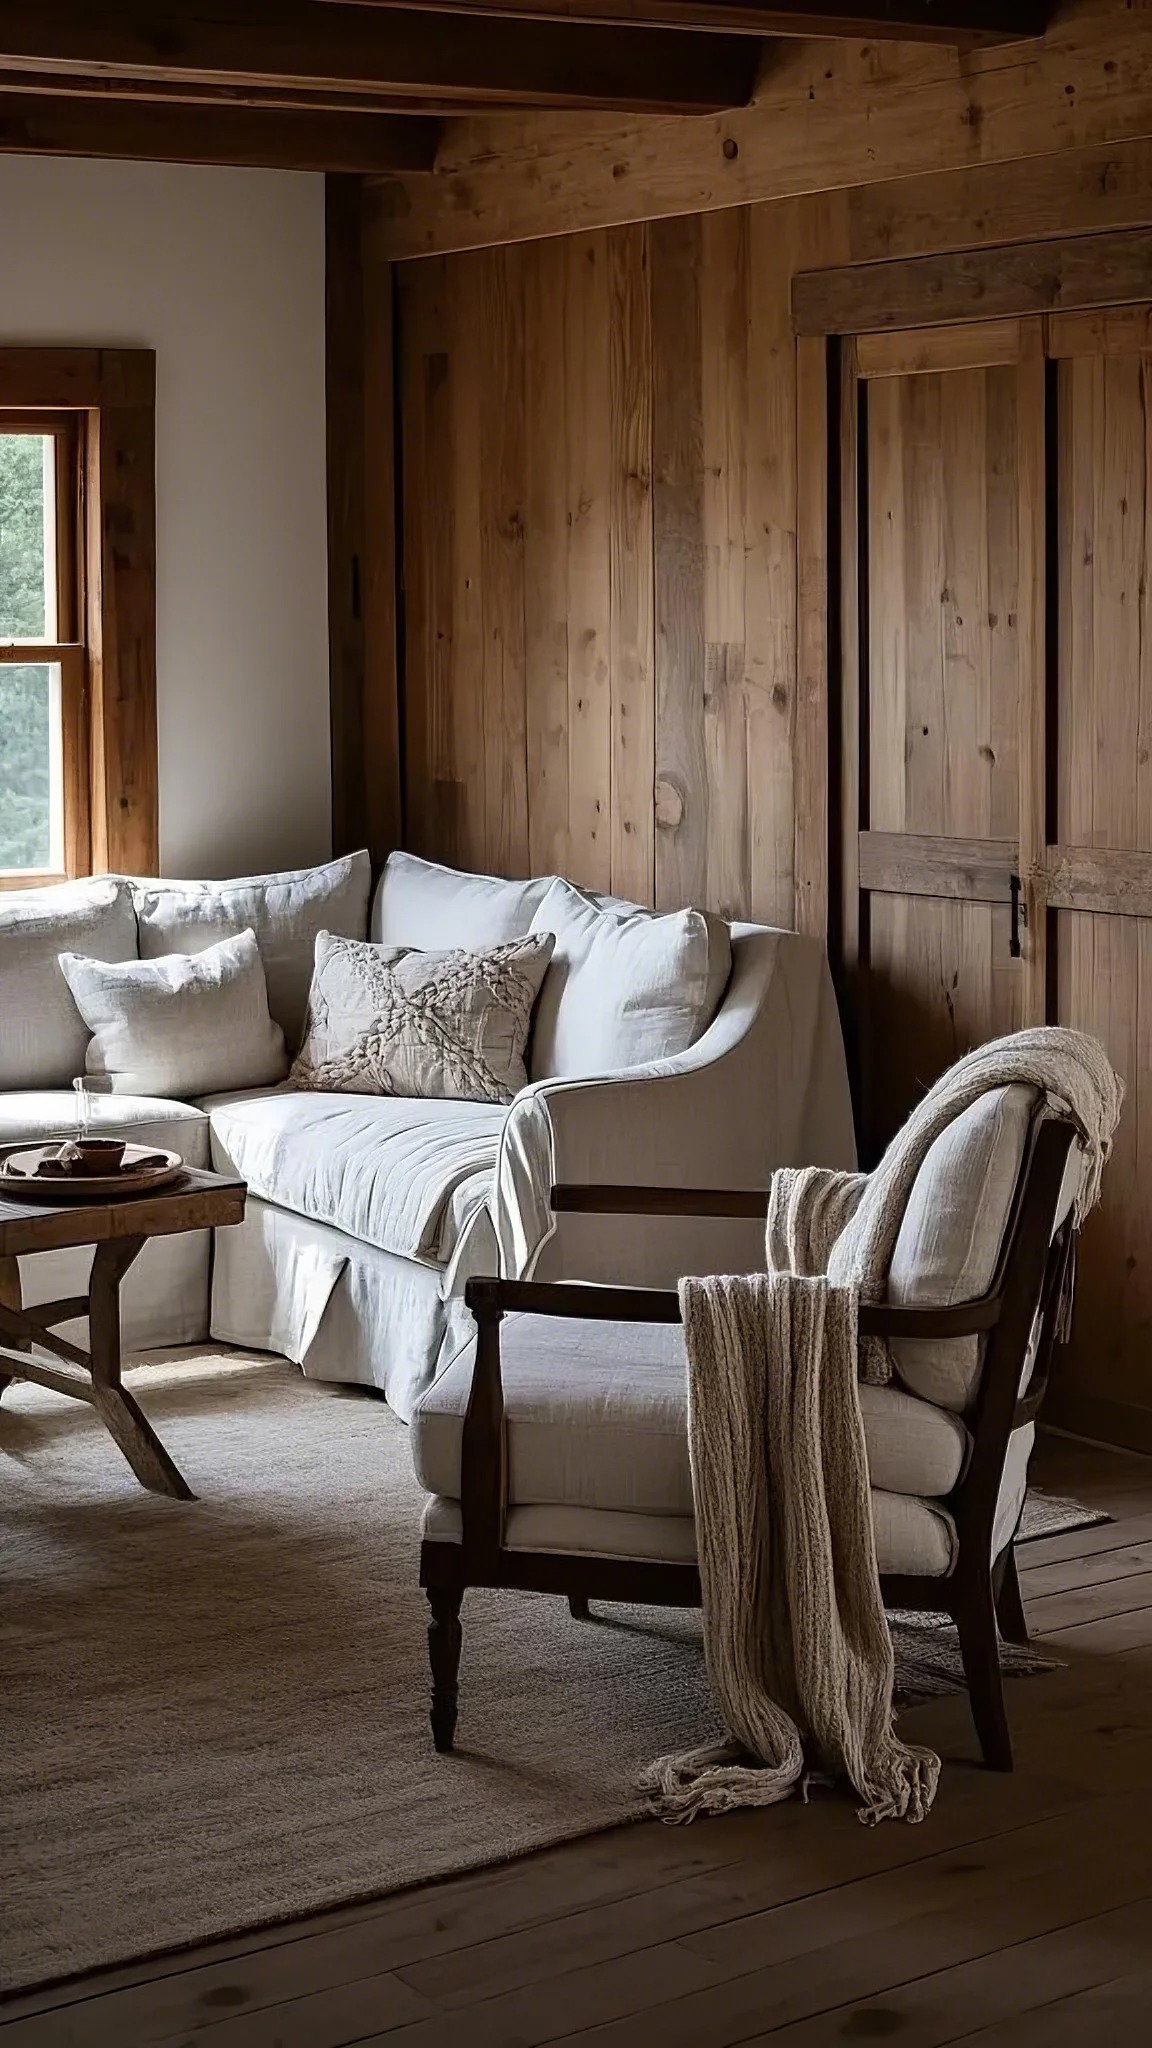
[0,94,440,172]
[0,69,500,120]
[329,0,1051,47]
[0,2,759,115]
[369,3,1152,257]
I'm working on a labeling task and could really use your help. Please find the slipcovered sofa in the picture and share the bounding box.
[0,851,855,1419]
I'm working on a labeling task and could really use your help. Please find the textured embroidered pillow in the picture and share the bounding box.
[292,931,555,1105]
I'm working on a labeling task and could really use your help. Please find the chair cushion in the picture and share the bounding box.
[526,878,732,1081]
[411,1314,969,1516]
[888,1084,1037,1413]
[134,851,371,1053]
[421,1492,960,1579]
[421,1421,1034,1583]
[205,1087,504,1266]
[0,877,137,1091]
[371,851,554,952]
[0,1091,210,1168]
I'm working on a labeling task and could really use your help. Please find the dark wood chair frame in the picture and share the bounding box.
[420,1113,1078,1773]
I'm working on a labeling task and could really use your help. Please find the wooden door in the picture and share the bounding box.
[841,320,1045,1157]
[840,307,1152,1449]
[1046,308,1152,1448]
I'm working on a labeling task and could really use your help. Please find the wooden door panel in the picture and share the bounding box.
[869,896,1023,1138]
[867,367,1021,844]
[1056,910,1152,1444]
[853,343,1033,1155]
[1057,350,1152,852]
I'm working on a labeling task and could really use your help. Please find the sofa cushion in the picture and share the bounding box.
[206,1088,504,1266]
[371,851,554,951]
[888,1084,1038,1413]
[292,930,555,1105]
[412,1314,969,1516]
[133,851,371,1052]
[0,876,137,1091]
[60,930,288,1099]
[526,878,732,1081]
[0,1091,210,1168]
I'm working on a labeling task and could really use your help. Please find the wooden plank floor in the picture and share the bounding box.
[3,1431,1151,2047]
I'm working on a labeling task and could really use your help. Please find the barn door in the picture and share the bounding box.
[1046,308,1152,1446]
[839,306,1152,1447]
[840,319,1046,1159]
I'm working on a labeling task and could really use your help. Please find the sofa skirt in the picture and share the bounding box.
[209,1196,474,1422]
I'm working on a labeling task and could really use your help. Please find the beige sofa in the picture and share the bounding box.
[0,852,856,1419]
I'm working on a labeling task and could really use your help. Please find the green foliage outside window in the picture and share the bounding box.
[0,435,53,871]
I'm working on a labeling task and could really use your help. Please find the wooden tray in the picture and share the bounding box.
[0,1143,184,1202]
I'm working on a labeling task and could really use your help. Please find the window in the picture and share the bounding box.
[0,414,87,882]
[0,348,158,883]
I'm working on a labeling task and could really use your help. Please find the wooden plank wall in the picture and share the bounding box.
[397,198,846,925]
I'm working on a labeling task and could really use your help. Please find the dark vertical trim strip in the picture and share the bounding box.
[1043,351,1061,1021]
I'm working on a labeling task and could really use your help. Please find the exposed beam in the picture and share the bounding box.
[0,94,439,173]
[0,68,502,119]
[329,0,1050,47]
[0,2,759,115]
[369,0,1152,258]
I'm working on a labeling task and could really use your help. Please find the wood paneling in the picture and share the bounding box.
[399,201,811,922]
[328,177,402,872]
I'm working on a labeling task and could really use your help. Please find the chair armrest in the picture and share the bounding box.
[465,1275,682,1324]
[550,1184,768,1219]
[467,1273,1003,1339]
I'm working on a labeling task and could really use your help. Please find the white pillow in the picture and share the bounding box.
[0,877,137,1091]
[59,929,288,1099]
[371,851,555,951]
[527,878,732,1080]
[133,851,371,1052]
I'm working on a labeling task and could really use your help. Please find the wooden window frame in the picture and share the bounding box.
[0,347,158,885]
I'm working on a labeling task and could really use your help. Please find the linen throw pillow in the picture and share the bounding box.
[0,876,137,1091]
[292,930,555,1105]
[59,929,288,1098]
[133,850,371,1052]
[527,877,731,1080]
[371,850,555,951]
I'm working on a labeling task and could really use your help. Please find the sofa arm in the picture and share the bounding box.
[490,927,855,1287]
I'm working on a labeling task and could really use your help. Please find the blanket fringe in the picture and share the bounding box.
[640,1740,803,1823]
[642,1737,941,1827]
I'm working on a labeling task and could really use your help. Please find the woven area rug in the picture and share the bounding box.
[0,1351,1093,1995]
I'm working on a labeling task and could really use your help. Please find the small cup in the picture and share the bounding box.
[65,1137,128,1176]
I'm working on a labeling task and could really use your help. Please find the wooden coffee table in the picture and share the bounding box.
[0,1165,246,1499]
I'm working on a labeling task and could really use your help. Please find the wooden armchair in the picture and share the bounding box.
[415,1109,1079,1774]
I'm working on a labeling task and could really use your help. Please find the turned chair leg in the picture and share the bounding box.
[427,1586,463,1753]
[953,1571,1013,1772]
[569,1595,591,1620]
[995,1546,1030,1646]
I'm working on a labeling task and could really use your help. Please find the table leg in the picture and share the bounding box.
[0,1254,25,1399]
[88,1238,195,1500]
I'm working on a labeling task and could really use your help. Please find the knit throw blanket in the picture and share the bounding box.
[643,1028,1122,1828]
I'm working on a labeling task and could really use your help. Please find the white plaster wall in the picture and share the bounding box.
[0,154,330,878]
